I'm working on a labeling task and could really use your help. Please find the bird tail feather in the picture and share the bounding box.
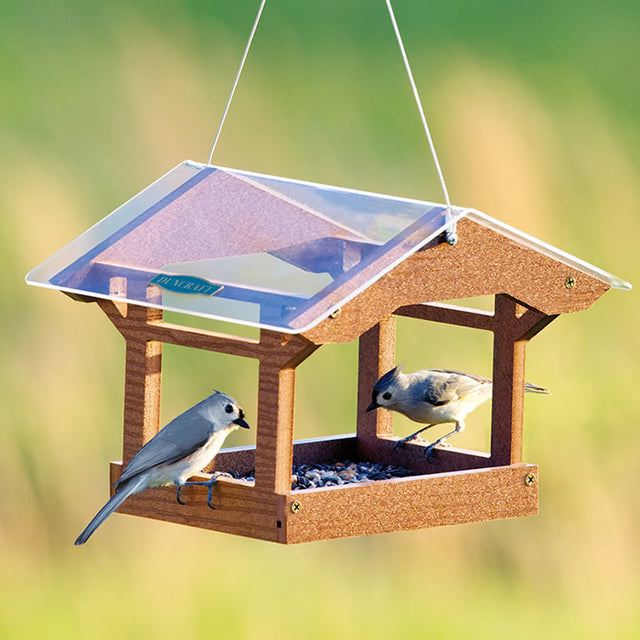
[524,382,550,394]
[74,475,144,545]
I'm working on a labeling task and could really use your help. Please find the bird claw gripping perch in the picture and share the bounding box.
[178,475,219,509]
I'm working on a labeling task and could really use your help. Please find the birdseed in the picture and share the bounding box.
[217,460,413,490]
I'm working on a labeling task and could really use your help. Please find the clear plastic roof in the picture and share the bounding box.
[26,160,630,334]
[26,161,468,333]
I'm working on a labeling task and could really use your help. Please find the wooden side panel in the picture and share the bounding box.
[291,434,359,465]
[110,463,279,542]
[109,462,537,544]
[302,217,611,344]
[357,435,493,475]
[282,464,538,544]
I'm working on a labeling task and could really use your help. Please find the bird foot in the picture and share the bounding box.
[425,441,452,461]
[393,435,425,452]
[178,475,218,509]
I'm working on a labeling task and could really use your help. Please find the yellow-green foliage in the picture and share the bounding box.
[2,2,639,638]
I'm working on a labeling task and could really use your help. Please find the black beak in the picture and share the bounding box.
[233,409,250,429]
[366,401,379,413]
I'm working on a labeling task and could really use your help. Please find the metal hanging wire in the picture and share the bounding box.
[384,0,456,244]
[206,0,457,243]
[206,0,267,166]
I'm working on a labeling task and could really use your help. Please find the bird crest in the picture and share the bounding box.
[374,363,403,390]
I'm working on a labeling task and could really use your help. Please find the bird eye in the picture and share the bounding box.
[225,404,234,414]
[383,392,392,400]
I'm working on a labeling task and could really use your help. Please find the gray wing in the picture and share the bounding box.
[422,370,491,406]
[116,401,214,486]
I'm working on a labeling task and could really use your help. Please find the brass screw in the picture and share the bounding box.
[290,500,302,514]
[329,308,341,319]
[524,473,537,487]
[564,276,576,289]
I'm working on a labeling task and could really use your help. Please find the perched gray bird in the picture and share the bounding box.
[75,390,249,545]
[367,365,548,459]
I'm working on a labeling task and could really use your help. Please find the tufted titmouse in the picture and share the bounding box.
[366,365,548,458]
[74,390,249,545]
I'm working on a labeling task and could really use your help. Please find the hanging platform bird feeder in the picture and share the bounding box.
[26,161,630,543]
[25,1,631,543]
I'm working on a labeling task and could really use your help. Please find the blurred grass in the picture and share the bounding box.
[1,1,639,638]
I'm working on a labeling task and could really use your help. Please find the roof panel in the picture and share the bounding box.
[26,161,467,333]
[466,209,631,292]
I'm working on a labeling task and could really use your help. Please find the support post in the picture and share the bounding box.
[356,315,396,440]
[121,305,163,465]
[490,295,557,466]
[254,362,297,494]
[253,331,318,495]
[490,295,527,466]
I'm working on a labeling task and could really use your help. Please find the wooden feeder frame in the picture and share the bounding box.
[83,215,612,544]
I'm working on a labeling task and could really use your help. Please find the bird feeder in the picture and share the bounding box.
[27,161,630,543]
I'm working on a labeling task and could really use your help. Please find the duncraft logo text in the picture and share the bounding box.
[149,274,223,296]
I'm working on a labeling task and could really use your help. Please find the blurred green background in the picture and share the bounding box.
[2,0,639,637]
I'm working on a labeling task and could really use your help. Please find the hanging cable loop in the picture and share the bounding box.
[206,0,457,244]
[385,0,457,244]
